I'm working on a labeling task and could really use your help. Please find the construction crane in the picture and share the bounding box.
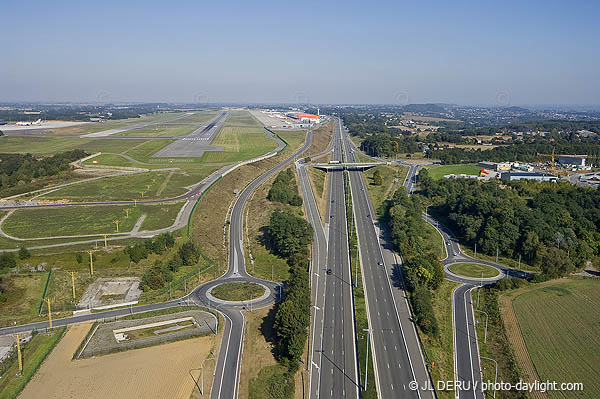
[536,148,571,176]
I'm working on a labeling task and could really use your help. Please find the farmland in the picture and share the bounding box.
[511,279,600,399]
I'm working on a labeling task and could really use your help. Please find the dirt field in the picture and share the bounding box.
[20,322,216,399]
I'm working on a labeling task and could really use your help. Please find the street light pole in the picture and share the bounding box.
[474,309,489,343]
[477,271,483,308]
[354,245,359,287]
[363,328,371,391]
[481,356,498,399]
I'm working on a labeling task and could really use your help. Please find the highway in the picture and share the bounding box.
[341,118,428,398]
[313,120,359,398]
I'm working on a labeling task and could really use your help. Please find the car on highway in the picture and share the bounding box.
[326,268,332,275]
[377,261,383,266]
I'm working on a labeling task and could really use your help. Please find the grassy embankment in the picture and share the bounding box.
[0,327,66,399]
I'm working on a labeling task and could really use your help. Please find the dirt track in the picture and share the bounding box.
[19,322,214,399]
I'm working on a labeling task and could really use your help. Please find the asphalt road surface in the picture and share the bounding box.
[314,121,359,399]
[341,119,425,398]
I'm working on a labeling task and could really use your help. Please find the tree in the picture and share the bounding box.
[0,253,16,272]
[267,210,313,258]
[373,170,383,186]
[18,246,31,260]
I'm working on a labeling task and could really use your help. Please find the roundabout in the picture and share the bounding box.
[207,282,270,304]
[445,261,504,283]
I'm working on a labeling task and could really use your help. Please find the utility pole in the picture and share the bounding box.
[496,246,499,263]
[13,334,22,374]
[474,242,477,258]
[70,271,76,300]
[46,298,53,329]
[125,208,129,218]
[87,250,94,276]
[103,234,108,248]
[113,220,119,233]
[518,254,521,269]
[140,191,145,198]
[134,199,137,207]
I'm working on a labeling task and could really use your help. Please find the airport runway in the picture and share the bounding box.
[151,111,228,158]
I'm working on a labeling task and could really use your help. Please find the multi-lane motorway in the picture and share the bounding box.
[341,119,431,398]
[313,123,360,398]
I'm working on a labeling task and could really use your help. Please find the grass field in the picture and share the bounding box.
[0,327,66,399]
[40,171,187,202]
[447,262,500,278]
[211,282,265,301]
[363,164,409,214]
[419,280,460,399]
[0,273,47,327]
[199,126,278,163]
[225,109,261,126]
[0,136,151,155]
[427,163,481,180]
[512,279,600,398]
[116,125,196,137]
[3,202,183,238]
[241,306,294,399]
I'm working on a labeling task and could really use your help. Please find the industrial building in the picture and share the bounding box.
[558,155,586,167]
[500,172,557,182]
[477,161,511,171]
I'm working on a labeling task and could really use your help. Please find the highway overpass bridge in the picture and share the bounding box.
[307,161,387,171]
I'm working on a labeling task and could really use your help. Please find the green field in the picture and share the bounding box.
[225,109,261,126]
[40,171,184,202]
[0,136,158,156]
[116,125,196,137]
[513,279,600,398]
[199,126,278,163]
[3,202,183,238]
[427,163,481,180]
[363,164,408,212]
[447,262,500,278]
[211,282,265,301]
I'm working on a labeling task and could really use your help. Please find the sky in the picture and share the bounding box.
[1,0,599,106]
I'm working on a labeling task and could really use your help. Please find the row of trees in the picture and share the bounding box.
[0,149,88,192]
[384,187,444,336]
[265,208,313,371]
[268,169,303,206]
[419,169,600,277]
[140,240,202,291]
